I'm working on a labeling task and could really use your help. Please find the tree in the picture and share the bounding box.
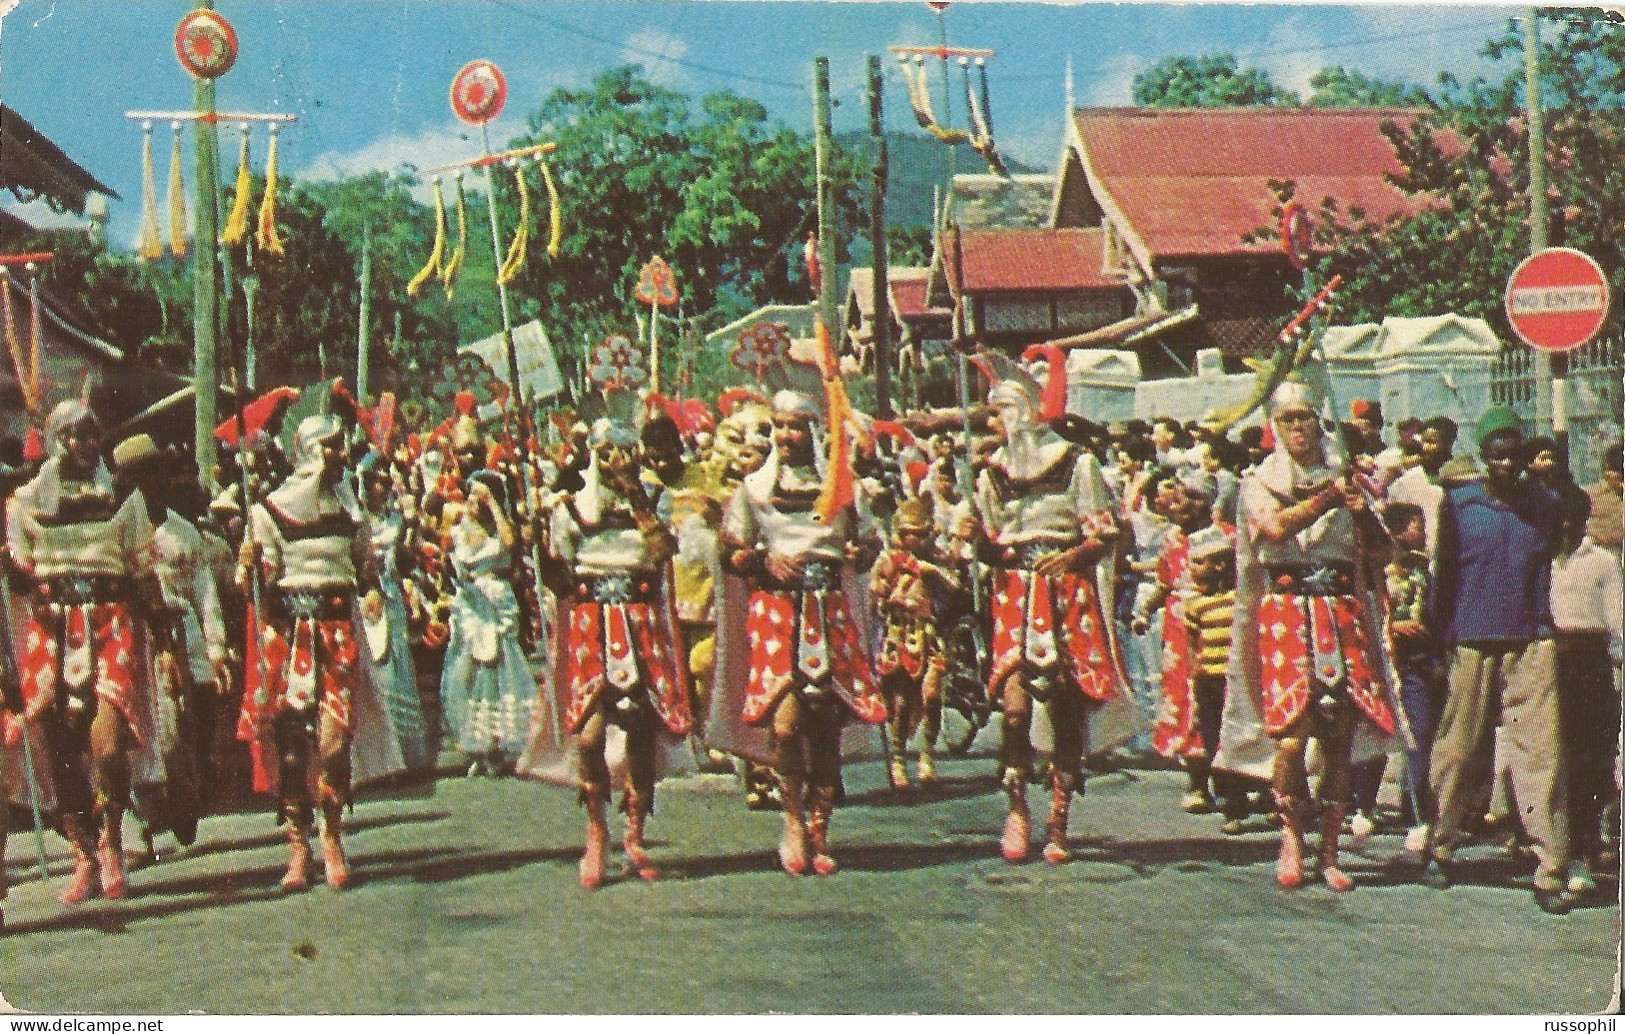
[1286,9,1623,337]
[1307,66,1431,108]
[0,224,190,367]
[1132,54,1298,108]
[495,66,863,398]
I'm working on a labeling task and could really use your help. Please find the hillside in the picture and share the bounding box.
[837,131,1041,230]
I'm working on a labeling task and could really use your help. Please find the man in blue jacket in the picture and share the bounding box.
[1424,407,1571,914]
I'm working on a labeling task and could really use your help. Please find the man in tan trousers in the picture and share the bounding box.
[1424,409,1571,914]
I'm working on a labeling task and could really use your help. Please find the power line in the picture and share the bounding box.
[485,0,808,93]
[981,16,1508,85]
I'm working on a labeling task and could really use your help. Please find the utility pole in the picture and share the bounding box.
[192,38,220,491]
[813,58,839,340]
[868,54,893,420]
[356,222,372,401]
[1525,6,1558,437]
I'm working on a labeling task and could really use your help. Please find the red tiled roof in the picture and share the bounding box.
[888,269,940,319]
[950,227,1118,294]
[1070,107,1434,262]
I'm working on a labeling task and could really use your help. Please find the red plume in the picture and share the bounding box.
[645,392,681,427]
[966,354,999,392]
[905,460,929,493]
[718,387,767,417]
[367,392,398,452]
[871,420,918,449]
[454,391,478,417]
[1260,420,1276,452]
[681,399,714,436]
[1020,344,1068,422]
[214,386,301,445]
[22,427,43,463]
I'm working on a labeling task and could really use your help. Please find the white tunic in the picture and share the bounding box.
[138,511,226,682]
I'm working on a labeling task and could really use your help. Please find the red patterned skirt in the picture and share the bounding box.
[1151,596,1201,758]
[1256,592,1394,736]
[988,569,1117,702]
[246,616,362,734]
[741,589,885,727]
[561,600,692,736]
[20,600,144,744]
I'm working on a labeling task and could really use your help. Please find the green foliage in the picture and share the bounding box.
[1132,54,1298,108]
[1307,66,1431,108]
[888,225,935,268]
[495,65,864,402]
[0,225,189,366]
[1287,10,1623,337]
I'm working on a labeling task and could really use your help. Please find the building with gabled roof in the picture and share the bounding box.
[0,106,187,442]
[1,104,120,216]
[1050,105,1436,363]
[924,225,1134,354]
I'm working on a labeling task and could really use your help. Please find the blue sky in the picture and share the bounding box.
[0,1,1519,249]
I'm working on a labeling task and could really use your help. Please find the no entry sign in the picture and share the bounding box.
[1504,247,1612,353]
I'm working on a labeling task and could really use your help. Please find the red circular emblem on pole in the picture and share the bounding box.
[451,60,507,126]
[1505,247,1613,353]
[175,9,238,80]
[1281,201,1313,271]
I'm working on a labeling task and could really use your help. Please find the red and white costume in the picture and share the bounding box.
[5,400,160,903]
[722,458,885,728]
[236,414,402,891]
[974,434,1132,724]
[548,468,691,739]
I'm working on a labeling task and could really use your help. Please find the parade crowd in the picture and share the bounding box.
[0,345,1619,925]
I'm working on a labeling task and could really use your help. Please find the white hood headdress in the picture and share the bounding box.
[265,414,360,524]
[15,399,113,519]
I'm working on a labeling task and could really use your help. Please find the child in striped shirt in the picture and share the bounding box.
[1183,523,1250,833]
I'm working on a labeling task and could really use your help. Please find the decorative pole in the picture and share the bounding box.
[129,7,293,489]
[635,256,678,392]
[813,59,839,346]
[191,11,220,494]
[868,54,893,420]
[356,221,372,402]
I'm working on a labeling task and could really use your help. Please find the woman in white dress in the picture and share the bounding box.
[360,459,432,775]
[439,472,539,775]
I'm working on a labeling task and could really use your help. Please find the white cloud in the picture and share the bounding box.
[621,28,691,89]
[1253,15,1327,100]
[298,123,486,205]
[1085,52,1147,106]
[1,195,89,232]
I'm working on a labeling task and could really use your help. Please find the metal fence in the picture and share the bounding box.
[1491,334,1624,484]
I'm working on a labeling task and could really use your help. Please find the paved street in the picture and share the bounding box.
[0,751,1615,1015]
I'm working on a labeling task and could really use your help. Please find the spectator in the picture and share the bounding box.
[1549,488,1623,897]
[1585,441,1622,558]
[1424,407,1572,914]
[1388,416,1461,561]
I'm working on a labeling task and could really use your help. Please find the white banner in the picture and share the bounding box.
[459,319,565,402]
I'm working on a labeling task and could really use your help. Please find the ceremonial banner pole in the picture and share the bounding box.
[128,6,294,491]
[478,120,525,411]
[436,59,561,653]
[192,11,220,495]
[635,257,679,391]
[868,54,894,421]
[356,222,372,402]
[813,59,839,347]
